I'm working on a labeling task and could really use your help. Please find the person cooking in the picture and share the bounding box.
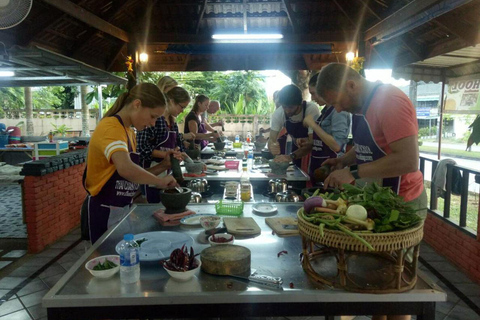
[82,83,177,243]
[294,73,351,185]
[184,94,220,150]
[157,75,177,93]
[317,63,426,320]
[137,86,194,203]
[204,100,225,129]
[268,84,320,169]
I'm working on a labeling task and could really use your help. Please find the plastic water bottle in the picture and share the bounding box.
[119,234,140,284]
[235,135,240,143]
[247,152,253,171]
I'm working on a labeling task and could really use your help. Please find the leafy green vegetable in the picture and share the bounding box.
[93,259,118,270]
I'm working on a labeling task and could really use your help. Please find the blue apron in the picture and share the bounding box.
[309,106,338,184]
[143,122,177,203]
[284,101,309,167]
[352,84,400,193]
[83,115,140,244]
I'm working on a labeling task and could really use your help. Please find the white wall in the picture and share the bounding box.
[0,118,97,136]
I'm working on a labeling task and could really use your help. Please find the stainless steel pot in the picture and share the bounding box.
[190,192,202,203]
[268,179,288,194]
[275,190,299,202]
[187,178,209,193]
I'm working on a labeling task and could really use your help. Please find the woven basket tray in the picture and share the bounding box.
[297,208,424,252]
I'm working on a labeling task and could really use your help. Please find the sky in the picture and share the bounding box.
[261,69,410,99]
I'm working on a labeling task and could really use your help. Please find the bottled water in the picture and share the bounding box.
[235,135,240,143]
[119,234,140,284]
[247,152,253,171]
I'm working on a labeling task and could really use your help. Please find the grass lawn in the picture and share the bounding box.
[419,145,480,160]
[425,185,478,233]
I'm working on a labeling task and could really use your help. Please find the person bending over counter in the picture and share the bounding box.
[184,95,220,150]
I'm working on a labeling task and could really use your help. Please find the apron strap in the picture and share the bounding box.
[361,84,383,116]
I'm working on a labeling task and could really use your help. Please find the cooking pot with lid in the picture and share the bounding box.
[187,178,209,193]
[268,179,288,194]
[275,190,300,202]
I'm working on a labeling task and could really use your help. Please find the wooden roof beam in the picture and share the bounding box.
[434,15,480,46]
[282,0,297,33]
[195,0,208,34]
[41,0,130,43]
[365,0,473,45]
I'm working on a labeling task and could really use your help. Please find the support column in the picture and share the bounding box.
[81,86,89,137]
[408,80,418,108]
[24,87,34,136]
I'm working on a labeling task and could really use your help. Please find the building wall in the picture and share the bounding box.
[1,118,97,136]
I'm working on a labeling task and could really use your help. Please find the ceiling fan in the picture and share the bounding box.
[0,0,33,30]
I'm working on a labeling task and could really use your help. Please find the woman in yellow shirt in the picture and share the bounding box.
[83,83,176,243]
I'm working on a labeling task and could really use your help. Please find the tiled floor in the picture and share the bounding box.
[0,183,26,238]
[0,184,479,319]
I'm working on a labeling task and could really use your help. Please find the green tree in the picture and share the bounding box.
[0,87,24,109]
[32,87,61,109]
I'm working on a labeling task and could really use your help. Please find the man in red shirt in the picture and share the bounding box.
[318,63,426,208]
[317,64,426,320]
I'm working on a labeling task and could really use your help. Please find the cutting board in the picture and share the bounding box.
[224,217,261,236]
[265,217,299,237]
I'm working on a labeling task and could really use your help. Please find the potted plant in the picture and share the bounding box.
[51,123,72,137]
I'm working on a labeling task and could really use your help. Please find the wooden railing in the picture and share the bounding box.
[0,109,98,119]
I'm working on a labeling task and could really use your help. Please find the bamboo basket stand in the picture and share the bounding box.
[297,209,424,293]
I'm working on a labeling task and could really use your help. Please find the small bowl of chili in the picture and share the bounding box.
[208,233,235,246]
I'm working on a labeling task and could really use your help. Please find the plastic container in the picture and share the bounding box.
[247,153,253,171]
[118,234,140,284]
[235,135,240,143]
[215,200,244,216]
[240,167,251,201]
[225,160,239,169]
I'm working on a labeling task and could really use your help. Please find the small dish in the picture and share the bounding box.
[180,214,216,226]
[252,203,278,215]
[208,233,234,246]
[199,215,222,230]
[85,255,120,279]
[163,258,201,281]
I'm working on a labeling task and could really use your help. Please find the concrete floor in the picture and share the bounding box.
[0,183,479,320]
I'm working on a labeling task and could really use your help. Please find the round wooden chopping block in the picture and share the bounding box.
[201,245,251,275]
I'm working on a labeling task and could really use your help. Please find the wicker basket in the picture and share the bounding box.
[297,208,424,252]
[297,208,425,293]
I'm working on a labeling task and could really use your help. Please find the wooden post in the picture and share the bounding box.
[80,86,89,137]
[438,72,446,160]
[24,87,34,136]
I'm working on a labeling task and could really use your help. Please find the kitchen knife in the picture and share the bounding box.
[228,269,283,288]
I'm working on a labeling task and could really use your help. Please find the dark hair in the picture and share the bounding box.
[309,73,319,87]
[192,94,209,113]
[104,83,166,118]
[316,63,362,98]
[278,84,302,107]
[166,86,191,105]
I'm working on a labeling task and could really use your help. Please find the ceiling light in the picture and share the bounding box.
[212,33,283,40]
[0,71,14,77]
[139,53,148,63]
[346,52,355,62]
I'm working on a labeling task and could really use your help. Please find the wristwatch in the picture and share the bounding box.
[349,165,360,180]
[290,153,296,161]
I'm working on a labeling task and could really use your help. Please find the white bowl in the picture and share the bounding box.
[199,216,221,230]
[163,258,201,281]
[208,233,235,246]
[85,255,120,279]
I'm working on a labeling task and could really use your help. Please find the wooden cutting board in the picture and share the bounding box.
[223,217,261,236]
[265,217,299,237]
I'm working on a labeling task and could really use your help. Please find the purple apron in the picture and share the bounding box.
[144,125,177,203]
[84,115,140,244]
[309,106,338,184]
[284,101,309,167]
[196,121,209,150]
[352,84,400,193]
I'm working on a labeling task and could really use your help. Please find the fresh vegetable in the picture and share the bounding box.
[346,204,368,221]
[303,196,326,213]
[343,216,375,231]
[135,238,147,246]
[162,245,199,272]
[93,259,118,270]
[211,234,234,243]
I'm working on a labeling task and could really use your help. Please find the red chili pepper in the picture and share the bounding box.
[289,282,294,289]
[277,250,288,257]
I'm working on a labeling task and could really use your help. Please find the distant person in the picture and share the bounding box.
[267,84,320,169]
[204,100,225,130]
[157,76,178,93]
[184,95,220,150]
[82,83,176,243]
[259,90,281,135]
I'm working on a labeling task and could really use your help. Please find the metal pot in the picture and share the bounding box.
[190,192,202,203]
[187,178,209,193]
[275,190,300,202]
[268,179,288,194]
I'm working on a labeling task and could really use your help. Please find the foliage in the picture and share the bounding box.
[0,87,24,109]
[52,86,79,109]
[418,126,438,138]
[51,123,72,136]
[32,87,61,109]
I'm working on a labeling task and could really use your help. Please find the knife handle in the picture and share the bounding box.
[248,274,283,286]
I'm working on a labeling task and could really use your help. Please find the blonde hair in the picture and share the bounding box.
[157,76,178,93]
[192,94,209,113]
[104,83,167,118]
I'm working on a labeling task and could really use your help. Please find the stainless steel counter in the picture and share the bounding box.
[43,203,445,320]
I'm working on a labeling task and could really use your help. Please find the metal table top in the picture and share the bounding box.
[44,203,445,320]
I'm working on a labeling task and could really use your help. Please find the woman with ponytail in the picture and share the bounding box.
[137,86,195,203]
[82,83,177,243]
[184,94,220,150]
